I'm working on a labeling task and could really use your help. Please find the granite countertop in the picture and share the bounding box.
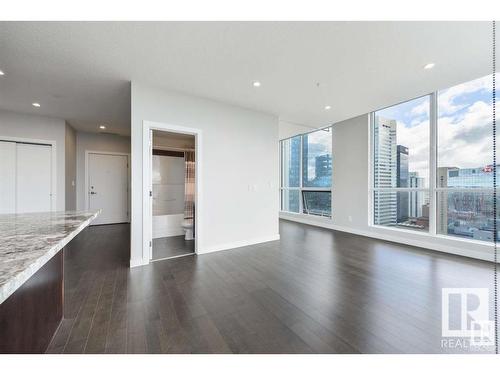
[0,210,100,304]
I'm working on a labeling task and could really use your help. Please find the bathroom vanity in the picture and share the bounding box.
[0,210,99,353]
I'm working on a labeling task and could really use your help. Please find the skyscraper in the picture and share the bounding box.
[396,145,409,222]
[437,167,451,235]
[409,171,425,218]
[373,117,397,226]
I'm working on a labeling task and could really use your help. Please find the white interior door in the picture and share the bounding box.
[88,153,129,225]
[16,143,52,213]
[0,141,16,214]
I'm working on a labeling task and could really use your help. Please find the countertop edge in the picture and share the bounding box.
[0,210,100,305]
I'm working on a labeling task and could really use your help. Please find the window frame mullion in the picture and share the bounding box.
[429,91,438,236]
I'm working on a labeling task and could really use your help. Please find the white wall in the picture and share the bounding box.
[279,120,315,140]
[65,123,77,210]
[131,83,279,267]
[76,131,131,211]
[280,114,495,262]
[0,109,66,210]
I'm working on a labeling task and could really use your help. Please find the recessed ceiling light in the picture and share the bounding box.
[324,105,332,110]
[0,70,4,76]
[32,102,40,107]
[424,63,435,70]
[253,81,261,87]
[99,125,107,130]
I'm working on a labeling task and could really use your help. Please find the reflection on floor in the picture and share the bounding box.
[152,235,194,260]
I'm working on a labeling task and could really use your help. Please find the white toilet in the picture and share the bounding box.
[182,218,194,240]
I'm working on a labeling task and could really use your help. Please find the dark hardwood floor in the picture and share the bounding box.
[46,220,495,354]
[152,235,194,261]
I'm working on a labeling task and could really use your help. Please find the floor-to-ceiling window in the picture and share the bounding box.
[372,95,430,232]
[436,75,497,241]
[280,127,332,217]
[371,73,496,243]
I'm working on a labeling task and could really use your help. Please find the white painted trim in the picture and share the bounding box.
[142,121,202,266]
[279,212,497,263]
[130,257,149,268]
[84,150,131,224]
[0,136,57,212]
[429,92,438,236]
[367,114,374,227]
[198,234,280,255]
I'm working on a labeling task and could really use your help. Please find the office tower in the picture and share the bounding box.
[397,145,409,222]
[409,172,425,218]
[315,154,332,178]
[373,117,397,225]
[437,167,452,235]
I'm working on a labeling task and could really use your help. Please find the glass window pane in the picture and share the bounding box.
[280,136,301,188]
[281,189,300,213]
[437,75,494,188]
[302,191,331,217]
[373,96,430,188]
[437,190,497,242]
[374,190,430,232]
[302,128,332,187]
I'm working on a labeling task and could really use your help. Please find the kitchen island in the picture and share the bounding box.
[0,210,99,353]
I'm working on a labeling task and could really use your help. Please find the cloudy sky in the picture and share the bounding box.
[376,74,493,188]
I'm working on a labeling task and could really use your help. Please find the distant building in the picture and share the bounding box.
[312,154,332,186]
[409,172,425,218]
[437,167,451,235]
[396,145,409,222]
[438,166,496,240]
[373,117,397,226]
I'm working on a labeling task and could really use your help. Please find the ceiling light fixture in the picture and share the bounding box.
[324,105,332,110]
[424,63,435,70]
[253,81,261,87]
[99,125,107,130]
[0,70,4,76]
[32,102,40,107]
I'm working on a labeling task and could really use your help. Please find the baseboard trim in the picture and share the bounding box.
[130,258,149,268]
[198,234,281,255]
[279,213,495,263]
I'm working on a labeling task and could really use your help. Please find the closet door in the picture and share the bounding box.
[16,143,52,213]
[0,141,16,214]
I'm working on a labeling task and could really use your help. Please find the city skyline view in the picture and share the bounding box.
[375,74,494,187]
[373,74,497,241]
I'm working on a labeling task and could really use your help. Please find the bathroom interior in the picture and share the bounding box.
[151,130,195,261]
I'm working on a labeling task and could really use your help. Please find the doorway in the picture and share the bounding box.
[150,130,196,261]
[86,151,130,225]
[142,121,202,264]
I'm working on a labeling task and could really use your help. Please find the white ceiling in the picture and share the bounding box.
[0,21,493,136]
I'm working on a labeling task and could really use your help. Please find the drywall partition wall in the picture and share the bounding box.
[65,123,77,210]
[75,131,131,211]
[131,83,279,267]
[0,109,66,210]
[280,114,495,262]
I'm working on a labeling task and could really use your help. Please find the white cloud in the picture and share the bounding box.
[437,74,492,116]
[394,75,493,186]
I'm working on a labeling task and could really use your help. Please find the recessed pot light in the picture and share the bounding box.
[0,70,4,76]
[99,125,107,130]
[253,81,261,87]
[324,105,332,110]
[32,102,40,107]
[424,63,435,70]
